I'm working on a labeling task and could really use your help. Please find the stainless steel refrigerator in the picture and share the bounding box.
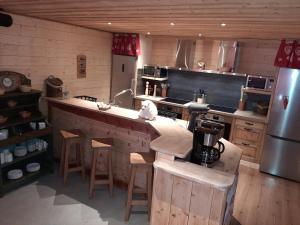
[260,68,300,182]
[110,55,137,109]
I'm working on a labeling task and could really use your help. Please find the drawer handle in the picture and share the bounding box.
[242,142,250,146]
[244,128,253,132]
[245,122,254,126]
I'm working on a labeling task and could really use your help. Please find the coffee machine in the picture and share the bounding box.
[187,104,225,167]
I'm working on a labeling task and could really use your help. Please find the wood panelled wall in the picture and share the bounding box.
[0,13,112,102]
[150,37,279,76]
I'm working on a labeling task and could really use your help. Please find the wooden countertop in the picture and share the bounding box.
[135,95,268,123]
[154,138,242,189]
[46,97,193,158]
[46,98,242,188]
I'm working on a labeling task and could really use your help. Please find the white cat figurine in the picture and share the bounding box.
[139,100,158,120]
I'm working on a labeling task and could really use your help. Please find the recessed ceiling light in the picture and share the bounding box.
[221,23,226,27]
[147,32,151,35]
[170,22,175,26]
[107,22,112,25]
[198,33,202,37]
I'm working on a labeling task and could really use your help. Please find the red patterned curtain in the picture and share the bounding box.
[274,39,300,69]
[112,33,141,57]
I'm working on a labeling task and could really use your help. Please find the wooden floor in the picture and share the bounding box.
[232,165,300,225]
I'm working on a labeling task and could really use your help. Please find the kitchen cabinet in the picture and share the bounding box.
[230,118,266,163]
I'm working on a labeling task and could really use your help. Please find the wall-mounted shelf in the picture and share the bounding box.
[242,88,272,96]
[141,76,168,81]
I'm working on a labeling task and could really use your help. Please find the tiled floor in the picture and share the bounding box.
[0,171,148,225]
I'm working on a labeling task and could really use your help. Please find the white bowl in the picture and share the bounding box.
[7,169,23,180]
[26,163,40,173]
[0,129,8,141]
[14,146,27,157]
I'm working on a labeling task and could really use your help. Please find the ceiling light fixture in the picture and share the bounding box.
[147,32,151,35]
[198,33,202,37]
[221,23,226,27]
[170,22,175,26]
[107,22,112,25]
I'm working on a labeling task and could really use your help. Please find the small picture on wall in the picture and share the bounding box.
[77,54,86,78]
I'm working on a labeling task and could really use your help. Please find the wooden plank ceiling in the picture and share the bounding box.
[1,0,300,39]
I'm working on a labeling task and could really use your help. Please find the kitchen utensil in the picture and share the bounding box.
[0,115,8,124]
[0,129,8,140]
[7,169,23,180]
[26,162,40,173]
[19,111,31,119]
[7,99,17,107]
[14,146,27,157]
[20,85,32,92]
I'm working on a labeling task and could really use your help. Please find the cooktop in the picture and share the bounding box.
[163,97,190,105]
[208,104,236,113]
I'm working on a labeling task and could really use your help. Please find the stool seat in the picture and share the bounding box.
[92,138,113,149]
[60,129,85,139]
[125,151,155,221]
[89,138,114,198]
[130,152,155,165]
[59,129,85,185]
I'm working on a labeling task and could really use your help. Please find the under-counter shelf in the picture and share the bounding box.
[141,76,168,81]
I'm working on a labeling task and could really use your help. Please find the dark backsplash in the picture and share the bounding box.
[167,69,247,108]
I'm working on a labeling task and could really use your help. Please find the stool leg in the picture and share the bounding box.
[63,142,70,185]
[125,165,137,221]
[59,139,66,176]
[108,151,113,197]
[147,166,153,221]
[79,143,85,181]
[89,150,98,198]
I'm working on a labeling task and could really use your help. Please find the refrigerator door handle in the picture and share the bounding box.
[283,95,289,110]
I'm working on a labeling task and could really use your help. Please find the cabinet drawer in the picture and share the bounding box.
[233,139,257,158]
[235,119,264,130]
[234,125,262,143]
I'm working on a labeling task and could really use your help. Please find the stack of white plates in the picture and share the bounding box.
[14,146,27,157]
[7,169,23,180]
[26,162,40,173]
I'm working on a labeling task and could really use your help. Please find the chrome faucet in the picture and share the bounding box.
[112,89,134,106]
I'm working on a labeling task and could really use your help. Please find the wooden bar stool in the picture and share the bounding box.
[125,152,155,221]
[89,138,114,198]
[59,129,85,185]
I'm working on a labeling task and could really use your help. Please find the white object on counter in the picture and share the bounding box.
[138,100,158,121]
[145,81,149,96]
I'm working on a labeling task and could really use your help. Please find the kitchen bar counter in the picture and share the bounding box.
[46,97,242,225]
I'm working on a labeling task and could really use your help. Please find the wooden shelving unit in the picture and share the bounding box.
[0,90,53,197]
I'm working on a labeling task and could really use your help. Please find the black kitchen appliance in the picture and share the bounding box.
[191,120,225,167]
